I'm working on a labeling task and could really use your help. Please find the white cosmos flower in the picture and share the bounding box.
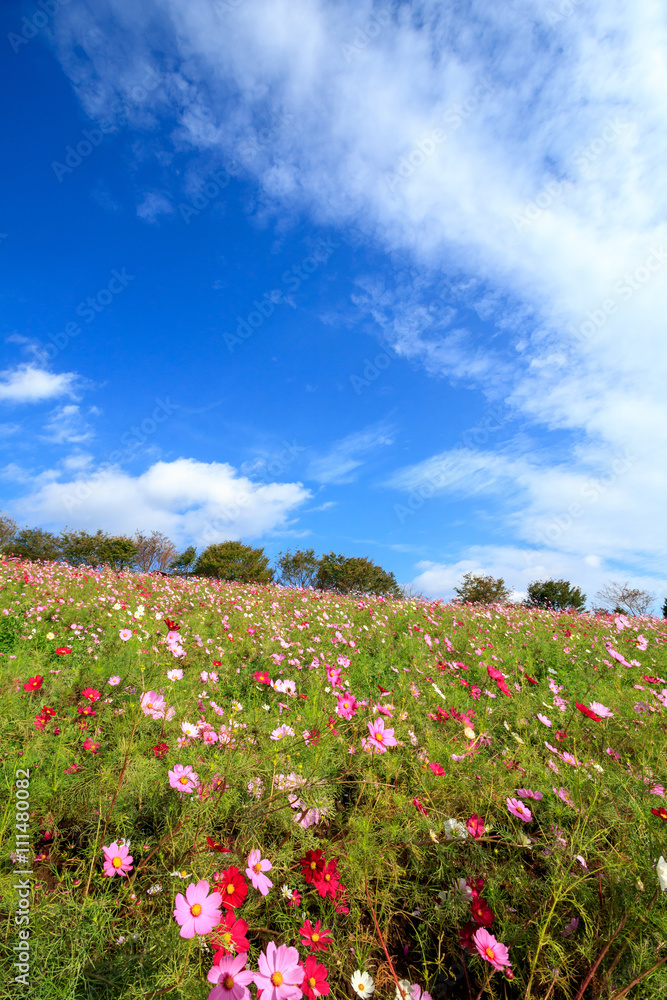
[351,971,375,998]
[657,856,667,892]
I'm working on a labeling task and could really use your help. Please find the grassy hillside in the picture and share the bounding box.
[2,557,667,999]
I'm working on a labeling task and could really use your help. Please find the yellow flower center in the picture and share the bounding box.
[253,862,262,873]
[324,873,331,881]
[221,932,232,945]
[310,862,317,870]
[147,703,153,709]
[112,856,123,868]
[311,932,320,942]
[227,884,235,895]
[309,978,317,988]
[376,732,384,741]
[271,972,284,986]
[224,976,235,989]
[485,946,495,959]
[179,775,189,784]
[191,903,202,916]
[357,983,365,992]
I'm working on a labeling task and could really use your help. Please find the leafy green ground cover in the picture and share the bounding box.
[2,557,667,999]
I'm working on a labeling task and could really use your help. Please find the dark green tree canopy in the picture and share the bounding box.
[170,545,197,575]
[194,541,274,584]
[276,548,320,589]
[453,572,512,605]
[59,528,109,567]
[525,578,586,612]
[97,535,139,572]
[4,527,60,562]
[315,552,400,597]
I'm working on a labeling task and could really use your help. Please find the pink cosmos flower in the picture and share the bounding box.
[516,789,543,801]
[246,849,273,896]
[102,841,133,877]
[174,880,223,938]
[336,694,358,720]
[429,762,445,776]
[207,952,255,1000]
[169,763,200,793]
[140,690,166,719]
[536,713,552,727]
[326,666,342,688]
[119,629,132,641]
[553,786,578,809]
[506,797,532,822]
[466,814,484,839]
[270,724,295,741]
[473,928,511,972]
[108,676,121,686]
[254,941,305,1000]
[366,717,398,753]
[589,701,613,718]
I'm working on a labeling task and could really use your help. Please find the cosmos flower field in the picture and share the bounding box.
[2,558,667,999]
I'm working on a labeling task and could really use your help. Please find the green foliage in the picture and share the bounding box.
[5,526,61,561]
[276,547,320,589]
[97,535,139,571]
[315,551,400,596]
[0,511,17,550]
[194,540,274,583]
[453,571,512,605]
[170,545,197,575]
[526,578,586,611]
[58,528,109,568]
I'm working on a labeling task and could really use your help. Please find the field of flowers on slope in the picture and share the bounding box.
[2,558,667,1000]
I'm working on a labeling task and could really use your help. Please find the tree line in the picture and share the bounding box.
[1,513,664,613]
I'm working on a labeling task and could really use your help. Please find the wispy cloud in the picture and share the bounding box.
[308,422,394,484]
[0,365,78,404]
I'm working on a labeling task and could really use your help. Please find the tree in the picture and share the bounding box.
[398,583,427,601]
[453,572,512,605]
[59,528,109,567]
[276,548,320,589]
[315,552,400,597]
[170,546,197,575]
[134,530,178,573]
[5,527,61,562]
[593,580,655,617]
[525,579,586,612]
[194,541,274,584]
[98,535,139,571]
[663,597,667,619]
[0,512,17,551]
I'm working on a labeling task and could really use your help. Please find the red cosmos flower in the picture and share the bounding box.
[288,890,302,909]
[253,671,271,684]
[82,738,100,753]
[210,910,250,958]
[575,702,602,721]
[429,762,445,776]
[206,836,232,853]
[82,687,101,702]
[326,716,339,735]
[459,920,478,955]
[41,706,56,718]
[298,954,330,1000]
[164,618,180,631]
[24,675,43,692]
[377,685,389,694]
[413,798,428,816]
[34,715,47,730]
[643,675,659,684]
[555,730,567,741]
[651,807,667,821]
[314,860,340,900]
[525,675,538,685]
[212,661,222,667]
[152,742,169,758]
[214,866,248,910]
[466,814,484,839]
[56,647,72,655]
[300,849,326,884]
[471,896,495,928]
[299,918,333,953]
[77,705,96,716]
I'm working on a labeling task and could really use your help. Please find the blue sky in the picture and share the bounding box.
[2,0,666,609]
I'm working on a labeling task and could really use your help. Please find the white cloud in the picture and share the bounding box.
[41,405,95,444]
[50,0,667,574]
[0,365,78,404]
[308,422,394,483]
[13,457,312,545]
[136,190,175,222]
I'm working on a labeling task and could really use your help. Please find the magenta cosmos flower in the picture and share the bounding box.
[246,849,273,896]
[102,841,133,877]
[506,797,532,822]
[174,880,223,938]
[207,952,255,1000]
[169,763,200,793]
[141,690,166,719]
[473,928,511,972]
[366,718,398,753]
[336,694,358,719]
[254,941,304,1000]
